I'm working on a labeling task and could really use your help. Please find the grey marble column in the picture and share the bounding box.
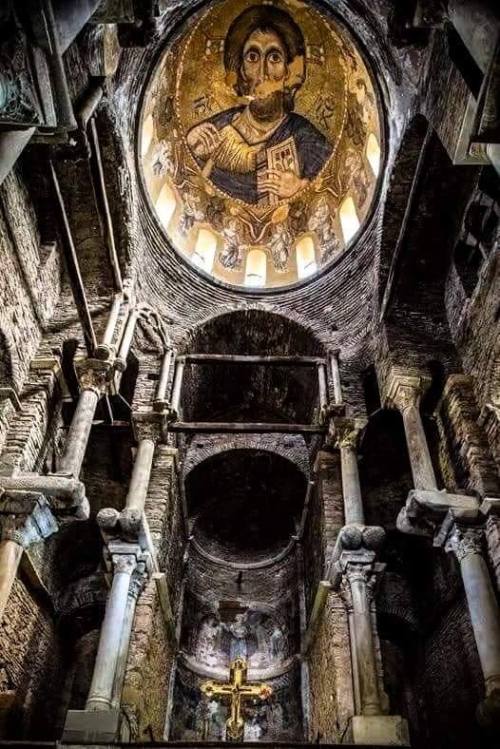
[333,418,366,525]
[0,540,23,621]
[387,373,437,491]
[341,556,382,716]
[86,551,139,711]
[58,389,100,477]
[447,525,500,725]
[111,564,148,708]
[58,360,110,477]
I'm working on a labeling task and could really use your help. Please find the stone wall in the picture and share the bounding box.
[121,443,185,739]
[0,577,65,739]
[307,592,354,742]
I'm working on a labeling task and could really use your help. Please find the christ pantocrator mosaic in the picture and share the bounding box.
[141,0,382,288]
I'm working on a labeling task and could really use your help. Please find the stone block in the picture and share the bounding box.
[62,708,120,743]
[351,715,410,746]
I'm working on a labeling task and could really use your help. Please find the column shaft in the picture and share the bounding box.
[460,551,500,691]
[86,558,135,711]
[58,388,100,477]
[340,445,365,525]
[349,576,382,715]
[111,592,138,708]
[126,439,155,514]
[401,404,437,491]
[0,540,23,621]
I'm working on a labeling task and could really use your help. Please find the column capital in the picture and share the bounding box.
[338,551,385,608]
[445,524,484,562]
[111,552,138,575]
[328,417,367,450]
[131,412,163,443]
[75,358,114,394]
[0,492,58,547]
[385,368,431,412]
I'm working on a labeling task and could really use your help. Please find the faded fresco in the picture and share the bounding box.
[141,0,382,288]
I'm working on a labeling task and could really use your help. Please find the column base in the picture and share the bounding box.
[349,715,410,746]
[62,708,120,743]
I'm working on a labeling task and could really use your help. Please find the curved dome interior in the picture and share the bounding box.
[139,0,383,290]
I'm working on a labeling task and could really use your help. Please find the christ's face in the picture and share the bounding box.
[241,29,289,121]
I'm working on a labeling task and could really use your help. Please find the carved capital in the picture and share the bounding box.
[446,524,484,562]
[0,492,58,547]
[112,553,138,575]
[329,417,366,450]
[132,413,162,443]
[75,358,113,394]
[385,369,431,412]
[338,553,384,609]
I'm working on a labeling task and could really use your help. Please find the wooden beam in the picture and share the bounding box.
[179,354,325,366]
[169,421,326,434]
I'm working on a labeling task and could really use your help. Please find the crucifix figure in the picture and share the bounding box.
[200,657,273,741]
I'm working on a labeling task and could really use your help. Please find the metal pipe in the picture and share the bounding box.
[41,0,77,131]
[89,118,123,291]
[95,292,123,360]
[50,162,97,355]
[116,308,139,371]
[170,357,185,417]
[77,83,104,131]
[154,348,173,411]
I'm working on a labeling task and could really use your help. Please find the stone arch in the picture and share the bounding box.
[183,435,310,481]
[185,446,308,563]
[179,306,327,356]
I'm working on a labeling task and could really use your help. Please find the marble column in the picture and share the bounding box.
[334,419,366,526]
[121,436,156,528]
[447,524,500,725]
[86,550,139,711]
[341,554,383,716]
[58,361,110,478]
[387,372,437,491]
[0,540,23,621]
[111,564,148,708]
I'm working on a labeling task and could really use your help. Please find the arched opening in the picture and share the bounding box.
[179,310,326,424]
[171,447,307,739]
[339,196,360,244]
[141,113,155,158]
[155,182,177,229]
[295,236,317,279]
[244,249,267,288]
[366,132,381,177]
[192,228,217,273]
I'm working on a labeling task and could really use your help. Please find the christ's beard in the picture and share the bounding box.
[248,90,284,122]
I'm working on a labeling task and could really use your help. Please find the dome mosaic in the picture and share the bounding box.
[140,0,383,289]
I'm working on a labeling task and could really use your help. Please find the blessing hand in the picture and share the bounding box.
[261,169,307,199]
[187,123,221,159]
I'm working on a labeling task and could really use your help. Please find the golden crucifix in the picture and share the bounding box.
[200,657,273,741]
